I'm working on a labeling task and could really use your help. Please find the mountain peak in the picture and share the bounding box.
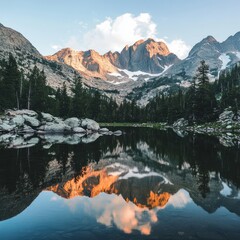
[233,31,240,38]
[133,39,145,46]
[145,38,156,43]
[0,23,41,57]
[84,49,99,56]
[203,35,218,43]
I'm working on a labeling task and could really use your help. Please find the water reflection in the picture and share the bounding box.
[0,128,240,239]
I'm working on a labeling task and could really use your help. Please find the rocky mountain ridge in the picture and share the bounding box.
[164,33,240,80]
[46,38,179,82]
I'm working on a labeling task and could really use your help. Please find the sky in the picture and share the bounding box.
[1,0,240,59]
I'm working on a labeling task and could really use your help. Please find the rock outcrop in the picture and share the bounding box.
[0,109,122,149]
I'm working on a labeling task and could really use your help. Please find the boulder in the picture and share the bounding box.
[43,123,71,133]
[27,138,39,145]
[113,130,122,136]
[11,115,25,127]
[99,128,109,132]
[41,113,54,122]
[81,118,100,131]
[53,117,64,124]
[6,109,38,117]
[73,127,86,133]
[173,118,189,129]
[20,125,35,133]
[219,110,234,122]
[23,115,40,127]
[82,133,100,144]
[64,118,80,128]
[0,122,16,132]
[43,134,70,144]
[10,137,24,147]
[64,135,83,145]
[0,133,13,142]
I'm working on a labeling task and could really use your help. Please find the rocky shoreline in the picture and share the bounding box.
[0,109,122,149]
[172,108,240,147]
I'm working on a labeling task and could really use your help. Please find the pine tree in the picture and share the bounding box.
[0,54,21,109]
[194,60,217,122]
[71,76,84,118]
[59,83,70,118]
[27,66,48,111]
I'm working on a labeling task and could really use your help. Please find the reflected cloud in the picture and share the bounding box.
[58,189,190,235]
[67,193,158,235]
[167,189,192,208]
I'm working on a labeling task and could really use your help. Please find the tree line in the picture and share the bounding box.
[1,54,240,123]
[0,54,131,122]
[143,60,240,124]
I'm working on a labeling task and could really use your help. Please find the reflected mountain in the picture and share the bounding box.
[0,128,240,222]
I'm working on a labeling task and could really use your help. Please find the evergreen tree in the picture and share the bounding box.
[59,83,70,118]
[0,54,21,109]
[71,76,84,118]
[193,60,217,122]
[27,66,48,111]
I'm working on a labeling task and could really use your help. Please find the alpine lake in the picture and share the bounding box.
[0,127,240,240]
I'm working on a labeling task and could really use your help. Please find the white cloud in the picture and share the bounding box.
[83,13,157,54]
[64,13,191,59]
[51,45,62,51]
[167,189,192,208]
[167,39,191,59]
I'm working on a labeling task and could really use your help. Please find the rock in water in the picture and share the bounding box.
[23,115,40,127]
[11,115,25,127]
[219,110,234,122]
[41,113,54,122]
[6,109,38,117]
[0,123,16,132]
[173,118,189,129]
[64,118,80,128]
[81,118,100,131]
[113,130,122,136]
[42,123,71,133]
[73,127,86,133]
[99,128,109,132]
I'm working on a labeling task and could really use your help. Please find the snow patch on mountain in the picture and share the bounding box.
[220,181,232,197]
[233,51,240,59]
[219,53,231,70]
[119,69,160,81]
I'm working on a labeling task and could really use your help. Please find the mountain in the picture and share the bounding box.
[46,38,180,82]
[222,31,240,52]
[1,22,240,106]
[46,48,118,80]
[109,38,179,73]
[0,23,40,57]
[0,23,79,90]
[164,33,240,80]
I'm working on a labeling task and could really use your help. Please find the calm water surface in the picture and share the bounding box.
[0,128,240,239]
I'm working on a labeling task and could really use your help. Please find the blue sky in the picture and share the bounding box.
[1,0,240,58]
